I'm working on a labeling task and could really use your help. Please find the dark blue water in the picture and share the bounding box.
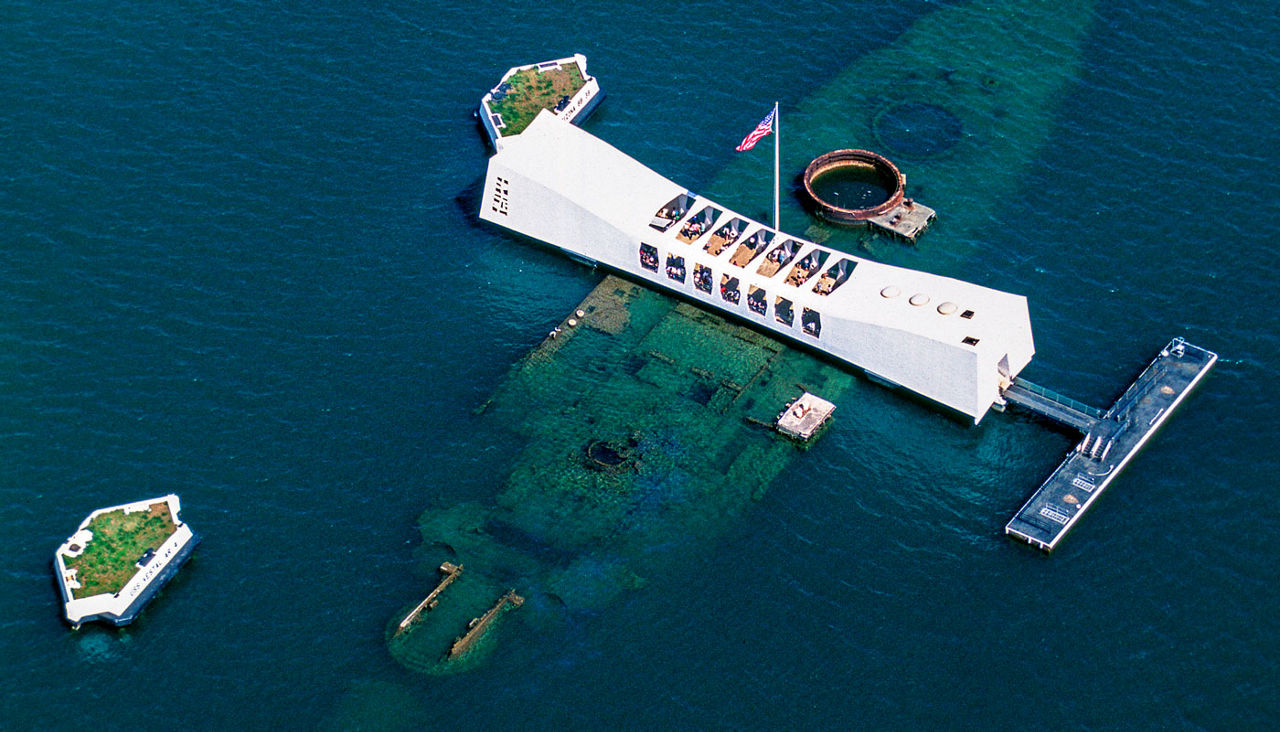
[2,0,1277,728]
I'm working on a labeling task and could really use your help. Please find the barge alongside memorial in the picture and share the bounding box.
[53,495,198,629]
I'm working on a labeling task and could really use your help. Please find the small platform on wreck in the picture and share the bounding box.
[866,199,936,241]
[775,391,836,441]
[1005,338,1217,552]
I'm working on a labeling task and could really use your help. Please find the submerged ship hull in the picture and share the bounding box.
[386,276,859,674]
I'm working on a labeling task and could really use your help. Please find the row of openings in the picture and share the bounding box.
[641,244,822,338]
[649,196,855,296]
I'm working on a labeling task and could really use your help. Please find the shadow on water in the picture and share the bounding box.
[452,175,486,226]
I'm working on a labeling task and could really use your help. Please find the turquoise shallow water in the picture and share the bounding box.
[2,0,1278,728]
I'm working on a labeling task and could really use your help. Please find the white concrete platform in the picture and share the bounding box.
[54,495,198,629]
[775,391,836,440]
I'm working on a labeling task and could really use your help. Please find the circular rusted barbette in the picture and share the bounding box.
[803,149,905,225]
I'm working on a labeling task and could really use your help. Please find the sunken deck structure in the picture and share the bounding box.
[53,494,198,629]
[386,275,863,675]
[480,111,1033,424]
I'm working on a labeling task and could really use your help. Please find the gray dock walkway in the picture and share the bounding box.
[1003,378,1102,434]
[1005,338,1217,552]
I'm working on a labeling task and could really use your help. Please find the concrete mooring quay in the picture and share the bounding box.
[1004,338,1217,552]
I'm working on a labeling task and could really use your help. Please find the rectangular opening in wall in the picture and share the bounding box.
[704,217,747,257]
[757,239,801,278]
[675,206,723,244]
[666,254,686,283]
[802,307,822,338]
[774,296,794,326]
[693,264,713,294]
[639,243,659,272]
[747,286,767,316]
[650,192,695,232]
[962,336,980,346]
[490,176,510,216]
[813,258,857,295]
[961,309,975,319]
[785,249,829,287]
[731,229,774,268]
[719,274,741,305]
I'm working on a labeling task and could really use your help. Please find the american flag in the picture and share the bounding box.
[735,107,775,152]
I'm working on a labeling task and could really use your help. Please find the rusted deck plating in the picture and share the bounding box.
[1005,338,1217,552]
[394,561,463,635]
[448,590,525,659]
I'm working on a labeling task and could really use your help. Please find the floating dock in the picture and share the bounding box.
[1005,338,1217,551]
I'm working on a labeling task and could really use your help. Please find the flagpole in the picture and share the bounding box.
[773,101,780,231]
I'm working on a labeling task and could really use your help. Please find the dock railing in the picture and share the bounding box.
[1010,378,1104,420]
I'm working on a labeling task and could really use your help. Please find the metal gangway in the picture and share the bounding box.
[1002,377,1103,434]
